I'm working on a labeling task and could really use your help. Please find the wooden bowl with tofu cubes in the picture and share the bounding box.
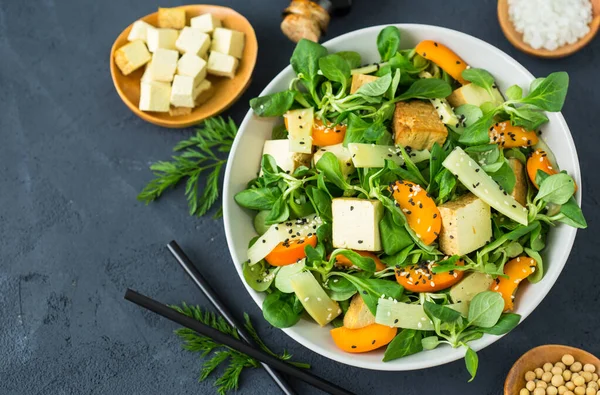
[110,5,257,128]
[222,24,581,371]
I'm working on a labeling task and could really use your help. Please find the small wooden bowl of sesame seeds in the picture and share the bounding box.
[505,345,600,395]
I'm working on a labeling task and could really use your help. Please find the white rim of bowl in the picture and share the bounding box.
[223,23,581,371]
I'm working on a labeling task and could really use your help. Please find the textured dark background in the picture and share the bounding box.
[1,0,598,394]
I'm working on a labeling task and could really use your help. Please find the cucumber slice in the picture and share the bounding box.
[275,260,305,293]
[348,143,430,168]
[247,214,322,264]
[375,299,468,330]
[443,147,528,225]
[253,210,271,235]
[449,272,494,304]
[290,271,341,326]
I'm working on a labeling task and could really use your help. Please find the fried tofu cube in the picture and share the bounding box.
[175,27,211,57]
[206,51,239,78]
[127,20,154,43]
[350,73,379,94]
[177,53,207,86]
[211,27,245,59]
[392,100,448,150]
[157,7,186,29]
[438,193,492,256]
[139,81,171,112]
[194,79,214,106]
[146,28,179,52]
[508,158,527,206]
[332,198,383,252]
[169,106,193,116]
[191,13,222,33]
[146,48,178,82]
[114,40,151,75]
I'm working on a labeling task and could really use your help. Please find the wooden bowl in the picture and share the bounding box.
[498,0,600,58]
[504,345,600,394]
[109,5,258,128]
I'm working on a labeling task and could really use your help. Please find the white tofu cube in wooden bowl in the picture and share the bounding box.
[110,5,257,128]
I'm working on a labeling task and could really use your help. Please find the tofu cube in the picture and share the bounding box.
[146,28,179,52]
[206,51,239,78]
[147,48,178,82]
[175,27,211,57]
[285,108,313,153]
[313,143,354,178]
[127,20,154,43]
[157,7,186,29]
[507,158,527,206]
[190,13,222,33]
[392,100,448,150]
[169,106,193,116]
[195,79,214,106]
[139,81,171,112]
[170,75,201,108]
[177,53,207,86]
[332,198,383,251]
[211,27,245,59]
[114,40,151,75]
[260,140,312,175]
[140,65,153,82]
[438,193,492,256]
[350,73,379,94]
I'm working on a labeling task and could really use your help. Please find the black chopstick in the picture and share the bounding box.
[166,241,296,395]
[124,289,355,395]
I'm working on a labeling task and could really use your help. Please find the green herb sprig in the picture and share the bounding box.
[137,117,237,217]
[172,303,309,395]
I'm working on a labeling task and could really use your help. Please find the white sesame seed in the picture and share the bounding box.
[304,297,309,302]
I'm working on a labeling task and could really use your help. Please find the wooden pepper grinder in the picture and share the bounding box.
[281,0,352,43]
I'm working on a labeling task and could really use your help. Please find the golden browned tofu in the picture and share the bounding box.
[169,106,192,116]
[392,101,448,150]
[350,73,379,94]
[438,193,492,256]
[508,158,527,206]
[343,294,375,329]
[158,7,186,29]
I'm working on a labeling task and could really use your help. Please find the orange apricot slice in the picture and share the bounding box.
[490,256,536,311]
[489,121,539,148]
[415,40,468,85]
[330,323,397,353]
[395,260,464,292]
[265,235,317,267]
[333,250,387,272]
[390,180,441,245]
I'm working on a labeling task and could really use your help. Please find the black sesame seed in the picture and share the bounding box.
[433,213,437,218]
[372,340,376,344]
[351,345,357,349]
[358,240,363,244]
[475,168,480,172]
[394,319,399,324]
[350,206,354,211]
[262,240,266,243]
[512,204,517,208]
[434,42,438,47]
[449,235,454,239]
[456,60,461,64]
[362,290,367,295]
[299,141,305,145]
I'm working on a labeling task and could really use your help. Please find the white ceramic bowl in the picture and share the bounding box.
[223,24,581,371]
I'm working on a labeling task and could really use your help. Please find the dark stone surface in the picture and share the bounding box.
[1,0,598,394]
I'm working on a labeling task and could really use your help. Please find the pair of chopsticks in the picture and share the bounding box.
[124,241,354,395]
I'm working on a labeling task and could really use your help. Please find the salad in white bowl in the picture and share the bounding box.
[223,24,586,376]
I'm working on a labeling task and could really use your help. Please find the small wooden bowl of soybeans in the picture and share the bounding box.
[505,345,600,395]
